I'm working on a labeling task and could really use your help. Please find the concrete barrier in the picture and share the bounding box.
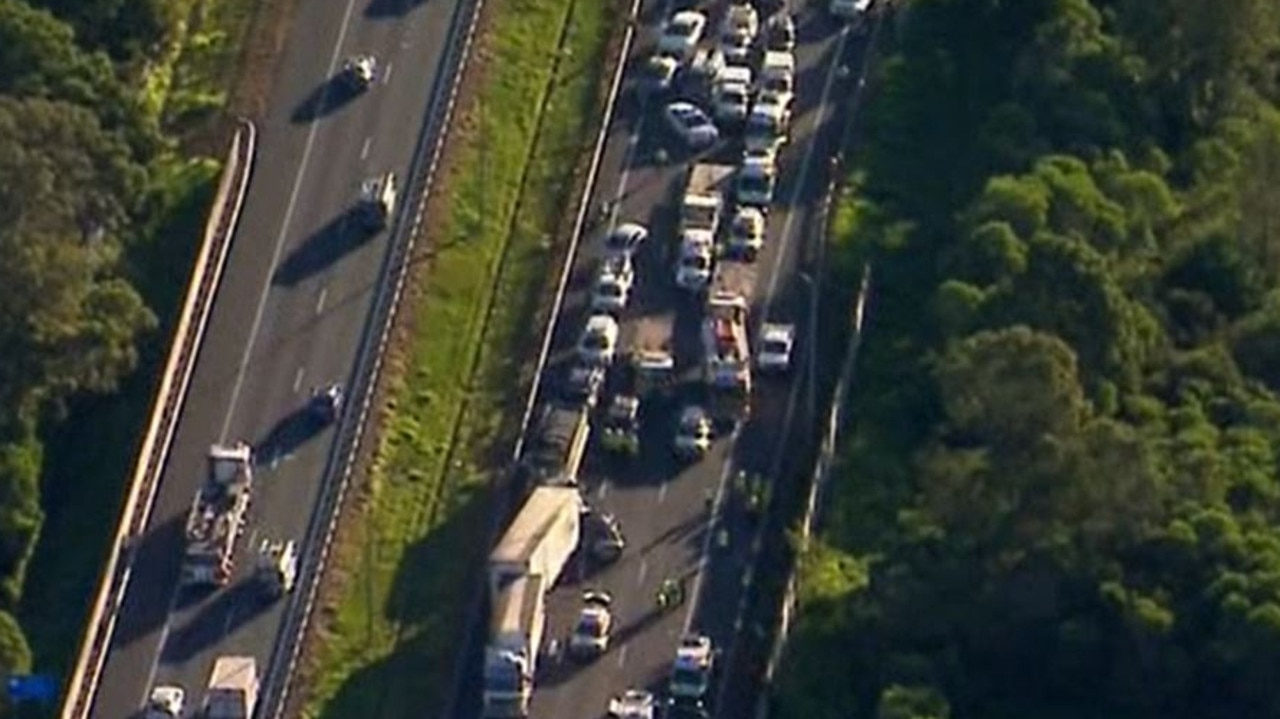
[58,118,258,719]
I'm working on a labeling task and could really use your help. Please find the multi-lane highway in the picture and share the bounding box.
[471,1,862,717]
[86,0,470,716]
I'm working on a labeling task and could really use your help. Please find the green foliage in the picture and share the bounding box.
[0,0,212,692]
[778,0,1280,717]
[0,610,31,701]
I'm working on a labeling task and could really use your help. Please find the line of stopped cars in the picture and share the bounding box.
[140,55,373,710]
[529,2,827,718]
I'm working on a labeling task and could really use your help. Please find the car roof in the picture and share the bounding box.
[671,10,705,24]
[762,323,795,339]
[587,314,618,330]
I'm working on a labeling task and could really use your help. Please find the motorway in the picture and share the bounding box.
[87,0,469,716]
[485,1,865,717]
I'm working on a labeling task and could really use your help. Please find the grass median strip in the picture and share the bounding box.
[298,0,618,717]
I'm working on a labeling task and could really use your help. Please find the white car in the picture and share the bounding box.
[591,254,636,313]
[736,156,777,208]
[608,689,657,719]
[675,230,715,290]
[664,102,720,151]
[343,54,378,89]
[657,10,707,61]
[674,405,713,458]
[718,4,758,64]
[713,82,751,124]
[570,591,614,659]
[759,50,796,95]
[728,205,766,260]
[603,222,648,258]
[145,686,185,719]
[718,32,753,65]
[578,314,620,365]
[757,323,795,373]
[637,54,680,99]
[712,66,753,124]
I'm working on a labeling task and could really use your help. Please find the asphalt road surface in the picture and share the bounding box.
[86,0,468,716]
[456,1,862,718]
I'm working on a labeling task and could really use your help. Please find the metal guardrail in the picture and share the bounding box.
[58,118,258,719]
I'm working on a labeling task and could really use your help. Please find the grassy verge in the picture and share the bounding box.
[296,0,618,717]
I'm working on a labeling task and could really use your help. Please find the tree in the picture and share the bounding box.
[0,96,154,425]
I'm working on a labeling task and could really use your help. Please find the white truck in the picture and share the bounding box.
[680,163,737,238]
[484,487,584,718]
[181,444,254,588]
[204,656,259,719]
[703,292,753,421]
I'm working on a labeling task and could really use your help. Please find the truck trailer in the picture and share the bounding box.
[204,656,259,719]
[181,444,254,588]
[483,486,584,717]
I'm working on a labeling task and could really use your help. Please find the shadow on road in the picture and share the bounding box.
[273,207,366,287]
[291,77,363,124]
[364,0,425,19]
[254,404,327,467]
[109,514,185,648]
[161,580,273,663]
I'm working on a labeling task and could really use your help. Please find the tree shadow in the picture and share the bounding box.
[108,514,184,648]
[364,0,426,19]
[317,485,493,719]
[291,77,364,125]
[160,579,273,663]
[273,206,366,287]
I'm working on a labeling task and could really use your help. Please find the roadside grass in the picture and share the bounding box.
[299,0,617,717]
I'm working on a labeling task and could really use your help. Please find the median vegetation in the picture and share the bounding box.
[295,0,618,717]
[2,0,289,699]
[778,1,1280,718]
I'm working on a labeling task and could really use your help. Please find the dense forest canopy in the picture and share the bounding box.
[0,0,199,695]
[778,0,1280,718]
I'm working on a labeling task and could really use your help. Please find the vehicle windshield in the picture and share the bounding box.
[671,20,697,37]
[682,254,710,270]
[577,614,603,636]
[485,663,522,692]
[741,176,770,194]
[722,88,748,105]
[671,668,708,693]
[764,339,789,355]
[597,282,622,297]
[583,332,608,350]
